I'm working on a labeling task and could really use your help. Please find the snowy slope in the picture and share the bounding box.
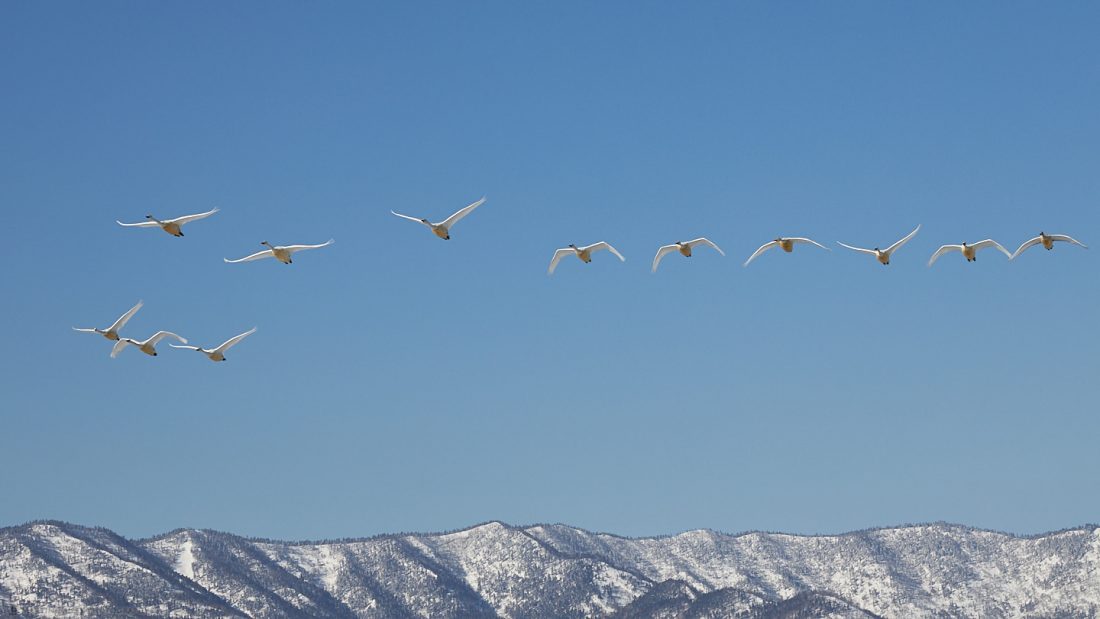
[1,520,1098,618]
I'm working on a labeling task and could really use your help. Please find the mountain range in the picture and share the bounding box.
[1,520,1098,618]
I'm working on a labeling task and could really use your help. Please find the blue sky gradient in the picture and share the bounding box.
[1,2,1098,540]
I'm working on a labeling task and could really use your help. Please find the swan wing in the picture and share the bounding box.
[284,239,334,254]
[106,300,143,333]
[836,241,877,256]
[1011,237,1042,259]
[587,241,625,261]
[224,249,275,263]
[884,224,921,254]
[971,239,1011,258]
[110,339,132,358]
[440,197,486,228]
[147,331,187,346]
[651,245,678,272]
[1049,234,1088,249]
[743,241,779,266]
[928,244,961,267]
[788,237,830,251]
[169,344,202,351]
[215,327,257,353]
[72,327,98,334]
[391,210,428,226]
[547,248,573,275]
[168,207,219,225]
[116,220,160,228]
[686,238,725,256]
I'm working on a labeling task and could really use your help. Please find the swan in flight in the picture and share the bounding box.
[224,239,334,264]
[72,300,143,341]
[171,327,256,362]
[652,238,725,272]
[837,225,921,266]
[548,242,625,275]
[110,331,187,358]
[928,240,1011,266]
[117,208,219,237]
[391,197,486,240]
[743,237,830,267]
[1010,232,1088,260]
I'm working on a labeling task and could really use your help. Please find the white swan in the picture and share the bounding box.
[652,238,725,272]
[1010,232,1088,260]
[72,301,143,341]
[117,208,219,237]
[110,331,187,358]
[837,225,921,266]
[224,239,334,264]
[171,327,256,362]
[391,197,486,240]
[548,242,625,275]
[928,240,1011,266]
[743,237,830,266]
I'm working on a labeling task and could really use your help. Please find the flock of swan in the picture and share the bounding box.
[81,198,1088,361]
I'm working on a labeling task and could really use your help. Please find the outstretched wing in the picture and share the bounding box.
[971,239,1011,259]
[169,344,202,351]
[110,339,132,358]
[743,241,779,266]
[836,241,877,256]
[440,197,486,228]
[147,331,187,346]
[215,327,257,353]
[116,219,160,228]
[587,242,625,262]
[651,245,679,272]
[1010,237,1042,260]
[72,327,98,334]
[1049,234,1088,249]
[547,248,573,275]
[884,224,921,255]
[285,239,334,254]
[686,238,725,256]
[788,237,830,251]
[224,249,275,263]
[928,244,961,267]
[168,207,219,225]
[391,210,428,225]
[106,300,143,333]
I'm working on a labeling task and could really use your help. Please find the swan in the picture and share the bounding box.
[110,331,187,358]
[224,239,334,264]
[72,300,143,341]
[837,225,921,265]
[117,207,219,237]
[170,327,256,362]
[928,240,1011,266]
[548,242,625,275]
[1010,232,1088,260]
[391,197,486,240]
[652,238,725,272]
[743,237,830,266]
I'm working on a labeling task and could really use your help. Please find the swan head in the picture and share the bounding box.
[874,247,880,251]
[568,243,577,249]
[261,241,272,247]
[421,218,430,224]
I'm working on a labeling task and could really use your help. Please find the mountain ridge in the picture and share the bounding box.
[1,520,1098,618]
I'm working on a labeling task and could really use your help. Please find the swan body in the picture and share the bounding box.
[117,208,219,237]
[743,237,830,266]
[391,197,486,240]
[652,238,725,272]
[224,239,334,264]
[171,327,256,362]
[928,240,1011,266]
[111,331,186,358]
[548,242,625,275]
[837,225,920,265]
[1011,232,1088,259]
[72,300,143,341]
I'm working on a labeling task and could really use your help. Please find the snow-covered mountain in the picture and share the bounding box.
[1,520,1097,618]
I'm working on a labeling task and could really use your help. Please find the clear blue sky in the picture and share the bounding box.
[2,2,1098,541]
